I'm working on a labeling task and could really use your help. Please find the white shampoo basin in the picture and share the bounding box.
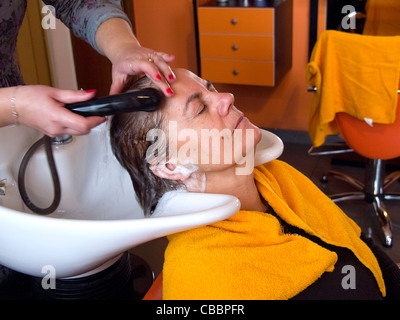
[0,124,283,278]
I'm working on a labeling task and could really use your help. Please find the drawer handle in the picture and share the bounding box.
[232,44,238,51]
[233,69,239,76]
[230,18,237,25]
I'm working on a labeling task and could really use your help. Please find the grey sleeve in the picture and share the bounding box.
[43,0,132,54]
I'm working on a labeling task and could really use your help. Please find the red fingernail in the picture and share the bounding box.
[156,74,162,81]
[166,88,173,95]
[85,89,96,93]
[168,74,175,81]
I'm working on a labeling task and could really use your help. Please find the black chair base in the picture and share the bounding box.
[324,159,400,247]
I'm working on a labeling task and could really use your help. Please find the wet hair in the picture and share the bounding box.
[109,76,184,216]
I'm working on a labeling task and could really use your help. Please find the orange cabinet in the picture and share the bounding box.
[198,8,274,34]
[197,0,292,86]
[199,34,274,60]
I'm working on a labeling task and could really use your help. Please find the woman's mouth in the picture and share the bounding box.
[235,115,244,129]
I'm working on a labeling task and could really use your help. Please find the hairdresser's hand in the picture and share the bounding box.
[109,44,175,96]
[94,18,175,96]
[14,85,106,137]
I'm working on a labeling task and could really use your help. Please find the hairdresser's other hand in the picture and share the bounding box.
[109,44,175,96]
[15,85,105,137]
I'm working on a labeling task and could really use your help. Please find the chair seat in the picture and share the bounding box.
[336,95,400,160]
[143,272,163,300]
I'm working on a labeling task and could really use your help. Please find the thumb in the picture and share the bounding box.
[52,88,96,104]
[109,78,124,95]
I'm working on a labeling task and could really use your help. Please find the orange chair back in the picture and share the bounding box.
[336,94,400,160]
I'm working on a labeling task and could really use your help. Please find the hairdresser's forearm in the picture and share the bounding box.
[95,18,141,64]
[95,17,175,95]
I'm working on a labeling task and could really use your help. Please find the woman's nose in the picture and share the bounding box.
[216,92,234,117]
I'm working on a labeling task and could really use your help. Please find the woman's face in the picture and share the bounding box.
[158,68,261,173]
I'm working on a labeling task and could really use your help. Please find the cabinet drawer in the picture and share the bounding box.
[198,8,274,34]
[201,58,274,86]
[199,34,274,60]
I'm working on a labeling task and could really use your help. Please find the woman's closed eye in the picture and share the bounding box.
[198,103,207,115]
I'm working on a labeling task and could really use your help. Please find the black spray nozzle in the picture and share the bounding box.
[65,88,163,117]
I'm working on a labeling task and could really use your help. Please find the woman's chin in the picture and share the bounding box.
[254,126,262,145]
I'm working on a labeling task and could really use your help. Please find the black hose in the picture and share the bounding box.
[18,135,61,215]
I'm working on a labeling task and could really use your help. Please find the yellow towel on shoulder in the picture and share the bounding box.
[163,160,385,300]
[363,0,400,36]
[306,30,400,147]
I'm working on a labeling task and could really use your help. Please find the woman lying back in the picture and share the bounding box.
[110,68,400,300]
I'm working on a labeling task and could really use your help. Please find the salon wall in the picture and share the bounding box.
[133,0,314,133]
[17,0,52,86]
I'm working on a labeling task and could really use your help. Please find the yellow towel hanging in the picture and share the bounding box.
[306,30,400,147]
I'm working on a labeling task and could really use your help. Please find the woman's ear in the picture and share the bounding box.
[150,162,192,181]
